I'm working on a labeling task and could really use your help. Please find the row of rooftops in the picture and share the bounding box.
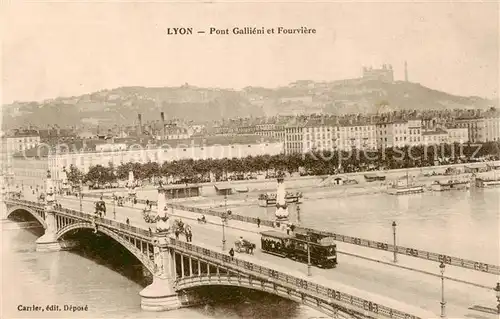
[3,108,498,140]
[13,134,281,158]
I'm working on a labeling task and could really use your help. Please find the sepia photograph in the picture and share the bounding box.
[1,1,499,319]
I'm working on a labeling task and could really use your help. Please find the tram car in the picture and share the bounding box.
[260,230,337,268]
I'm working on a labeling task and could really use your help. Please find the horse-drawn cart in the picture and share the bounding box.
[234,240,255,254]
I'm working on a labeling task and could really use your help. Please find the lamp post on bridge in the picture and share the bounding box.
[296,204,301,224]
[494,282,500,315]
[221,209,231,251]
[112,192,116,219]
[392,221,397,263]
[224,193,228,210]
[306,235,312,277]
[439,262,446,318]
[79,180,83,213]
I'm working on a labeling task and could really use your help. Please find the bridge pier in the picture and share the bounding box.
[35,210,62,252]
[140,236,181,311]
[140,275,181,311]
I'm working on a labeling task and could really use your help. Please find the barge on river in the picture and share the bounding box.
[387,185,424,195]
[258,192,302,207]
[364,174,386,182]
[475,178,500,188]
[387,173,424,195]
[430,180,470,192]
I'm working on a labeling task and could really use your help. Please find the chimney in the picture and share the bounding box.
[137,114,143,136]
[160,112,165,141]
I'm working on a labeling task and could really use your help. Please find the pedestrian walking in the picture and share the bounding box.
[229,248,235,260]
[256,217,261,228]
[286,224,290,235]
[175,230,180,240]
[126,218,130,225]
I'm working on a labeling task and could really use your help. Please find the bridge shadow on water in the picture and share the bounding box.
[62,229,154,287]
[190,286,302,319]
[7,209,45,238]
[62,230,302,318]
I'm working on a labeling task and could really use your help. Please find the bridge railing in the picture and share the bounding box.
[7,197,153,240]
[170,238,423,319]
[71,194,500,275]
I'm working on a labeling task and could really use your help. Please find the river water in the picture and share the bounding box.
[3,187,499,318]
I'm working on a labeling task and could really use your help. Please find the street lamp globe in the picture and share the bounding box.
[392,221,397,229]
[439,261,445,275]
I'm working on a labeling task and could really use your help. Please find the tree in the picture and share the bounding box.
[66,164,84,185]
[85,165,113,186]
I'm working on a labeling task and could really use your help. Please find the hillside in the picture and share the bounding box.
[2,80,497,129]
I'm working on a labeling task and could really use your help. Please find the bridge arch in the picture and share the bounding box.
[56,223,156,275]
[174,275,350,319]
[7,206,47,229]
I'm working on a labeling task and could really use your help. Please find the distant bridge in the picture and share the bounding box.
[2,197,433,319]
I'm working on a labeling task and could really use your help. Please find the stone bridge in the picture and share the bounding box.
[1,197,433,319]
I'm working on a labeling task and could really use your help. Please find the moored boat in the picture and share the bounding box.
[258,192,302,207]
[475,178,500,188]
[431,180,470,192]
[387,171,424,195]
[364,174,386,182]
[387,185,424,195]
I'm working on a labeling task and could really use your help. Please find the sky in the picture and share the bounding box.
[1,1,499,104]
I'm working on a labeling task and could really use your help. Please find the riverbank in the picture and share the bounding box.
[81,160,500,210]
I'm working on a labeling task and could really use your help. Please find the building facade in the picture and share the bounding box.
[47,135,283,180]
[1,131,41,184]
[12,155,49,188]
[422,129,448,145]
[336,123,377,151]
[446,127,469,144]
[284,126,305,154]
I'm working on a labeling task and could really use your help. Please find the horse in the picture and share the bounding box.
[234,240,256,254]
[197,217,207,224]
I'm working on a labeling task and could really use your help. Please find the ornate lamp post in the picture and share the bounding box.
[221,209,231,251]
[439,262,446,318]
[306,235,312,276]
[112,192,116,219]
[392,221,398,263]
[494,282,500,314]
[296,205,301,224]
[79,179,83,212]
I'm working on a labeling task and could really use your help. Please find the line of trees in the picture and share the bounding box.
[66,142,499,186]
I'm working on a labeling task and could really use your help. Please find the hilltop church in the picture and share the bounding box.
[361,62,409,83]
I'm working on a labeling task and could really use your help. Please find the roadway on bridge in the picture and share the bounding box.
[21,191,498,318]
